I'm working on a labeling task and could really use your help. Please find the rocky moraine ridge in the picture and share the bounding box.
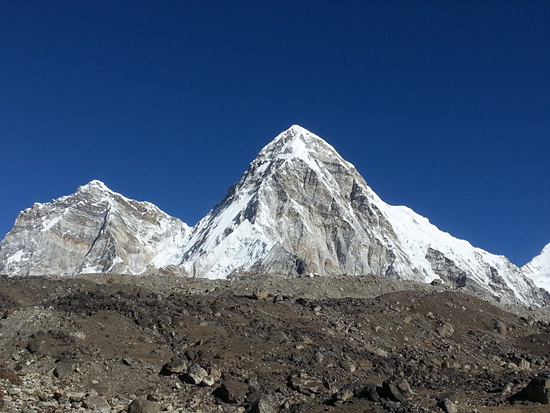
[0,125,549,307]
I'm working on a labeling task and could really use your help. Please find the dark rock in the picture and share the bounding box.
[358,383,380,402]
[216,380,249,404]
[520,376,550,404]
[250,394,279,413]
[381,380,406,403]
[128,398,161,413]
[160,358,188,375]
[288,402,312,412]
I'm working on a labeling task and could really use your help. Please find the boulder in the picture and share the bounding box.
[521,376,550,404]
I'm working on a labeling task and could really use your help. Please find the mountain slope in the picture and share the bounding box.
[523,243,550,292]
[0,180,190,276]
[179,125,543,306]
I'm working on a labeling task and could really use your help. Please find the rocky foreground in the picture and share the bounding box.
[0,273,549,413]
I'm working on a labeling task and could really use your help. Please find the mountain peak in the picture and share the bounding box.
[78,180,113,194]
[254,125,353,172]
[523,243,550,292]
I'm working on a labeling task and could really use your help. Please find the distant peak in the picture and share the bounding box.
[248,126,356,178]
[78,180,113,193]
[263,126,343,160]
[259,126,325,157]
[287,124,310,134]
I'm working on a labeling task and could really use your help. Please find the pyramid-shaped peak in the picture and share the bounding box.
[256,125,347,167]
[78,180,113,193]
[287,124,312,135]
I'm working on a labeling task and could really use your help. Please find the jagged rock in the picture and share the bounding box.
[339,360,356,373]
[518,359,531,370]
[127,398,161,413]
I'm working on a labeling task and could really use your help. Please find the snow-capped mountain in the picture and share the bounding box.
[179,125,544,306]
[0,126,546,306]
[522,243,550,293]
[0,180,190,276]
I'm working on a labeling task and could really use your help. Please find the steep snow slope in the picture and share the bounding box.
[523,243,550,292]
[0,181,190,275]
[179,126,543,306]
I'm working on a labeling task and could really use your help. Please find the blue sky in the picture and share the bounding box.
[1,1,549,266]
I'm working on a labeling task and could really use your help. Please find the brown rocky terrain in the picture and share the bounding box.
[0,273,549,412]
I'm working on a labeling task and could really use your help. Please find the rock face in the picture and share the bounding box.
[0,126,547,306]
[0,181,190,276]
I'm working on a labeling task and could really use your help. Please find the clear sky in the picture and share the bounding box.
[1,1,549,266]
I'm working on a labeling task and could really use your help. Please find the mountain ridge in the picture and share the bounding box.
[0,125,548,306]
